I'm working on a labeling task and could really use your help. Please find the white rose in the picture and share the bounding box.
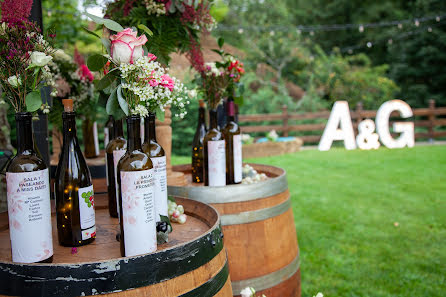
[30,51,53,67]
[7,75,21,88]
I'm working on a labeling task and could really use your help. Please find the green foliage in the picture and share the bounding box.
[171,95,198,156]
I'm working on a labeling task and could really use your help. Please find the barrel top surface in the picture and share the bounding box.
[168,163,288,204]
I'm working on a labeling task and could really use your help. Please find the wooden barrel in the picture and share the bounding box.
[169,164,300,297]
[0,195,232,297]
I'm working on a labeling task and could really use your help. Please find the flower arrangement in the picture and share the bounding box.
[0,18,56,113]
[104,0,216,65]
[85,15,189,120]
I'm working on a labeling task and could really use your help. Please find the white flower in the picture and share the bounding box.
[30,51,53,67]
[240,287,256,297]
[7,75,21,88]
[53,49,71,62]
[267,130,279,142]
[313,293,324,297]
[188,89,198,98]
[0,22,6,35]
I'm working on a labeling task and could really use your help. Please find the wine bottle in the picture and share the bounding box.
[6,112,53,263]
[105,118,126,218]
[117,115,156,257]
[203,108,226,187]
[55,99,96,247]
[191,100,207,183]
[83,118,100,159]
[223,98,242,184]
[142,112,168,222]
[104,115,114,148]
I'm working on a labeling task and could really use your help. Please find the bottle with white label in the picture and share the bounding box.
[142,112,168,222]
[223,98,242,184]
[6,112,53,263]
[104,115,114,148]
[191,100,207,183]
[203,108,226,187]
[117,115,156,257]
[105,118,126,218]
[55,99,96,247]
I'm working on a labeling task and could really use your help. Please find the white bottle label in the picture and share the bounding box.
[78,185,96,240]
[6,169,53,263]
[104,127,110,147]
[233,134,243,183]
[151,156,167,220]
[113,149,126,218]
[208,140,226,186]
[93,122,100,156]
[121,169,156,257]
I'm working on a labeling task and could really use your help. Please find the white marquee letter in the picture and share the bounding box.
[318,101,357,151]
[376,100,414,149]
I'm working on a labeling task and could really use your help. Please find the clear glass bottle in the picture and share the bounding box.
[203,108,226,187]
[223,98,242,184]
[105,118,126,218]
[6,112,53,263]
[55,99,96,247]
[117,115,156,257]
[191,100,207,183]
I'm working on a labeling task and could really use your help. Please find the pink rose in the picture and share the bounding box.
[149,79,159,87]
[110,28,148,64]
[160,74,175,91]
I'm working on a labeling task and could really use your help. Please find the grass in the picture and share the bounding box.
[172,146,446,297]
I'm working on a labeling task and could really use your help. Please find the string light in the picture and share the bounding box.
[359,25,364,32]
[367,42,372,48]
[436,16,441,22]
[238,28,244,34]
[415,19,420,27]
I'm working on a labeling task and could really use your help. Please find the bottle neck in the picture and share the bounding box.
[209,109,219,130]
[15,112,34,153]
[114,119,124,138]
[127,115,142,151]
[227,99,236,122]
[144,113,157,143]
[198,106,206,124]
[62,112,79,145]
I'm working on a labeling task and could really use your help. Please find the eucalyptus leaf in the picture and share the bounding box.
[87,54,108,72]
[117,85,129,116]
[95,72,117,91]
[106,87,126,119]
[137,24,154,37]
[25,91,42,112]
[84,12,124,32]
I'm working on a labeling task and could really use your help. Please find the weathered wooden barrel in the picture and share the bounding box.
[0,195,232,297]
[168,164,300,297]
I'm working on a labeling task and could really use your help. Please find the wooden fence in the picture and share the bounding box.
[238,100,446,143]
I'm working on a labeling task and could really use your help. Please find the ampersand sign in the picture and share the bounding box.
[356,119,380,150]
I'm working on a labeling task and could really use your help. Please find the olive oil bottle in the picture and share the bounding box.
[6,112,53,263]
[105,119,126,218]
[142,112,167,222]
[117,115,156,257]
[191,100,207,183]
[203,108,226,186]
[55,99,96,247]
[223,98,242,184]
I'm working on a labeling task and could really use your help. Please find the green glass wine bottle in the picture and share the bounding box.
[223,98,242,184]
[191,100,207,183]
[55,99,96,247]
[105,118,126,218]
[203,108,226,186]
[6,112,53,263]
[117,115,156,257]
[142,112,167,222]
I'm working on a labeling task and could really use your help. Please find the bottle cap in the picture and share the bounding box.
[199,99,205,108]
[62,99,74,112]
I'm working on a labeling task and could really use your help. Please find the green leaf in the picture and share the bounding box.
[101,38,111,55]
[211,49,224,56]
[156,107,165,122]
[137,24,154,37]
[167,195,176,203]
[87,54,108,72]
[25,91,42,112]
[95,71,117,91]
[106,86,126,119]
[160,215,172,233]
[84,12,124,32]
[82,193,87,198]
[82,26,100,38]
[218,37,225,48]
[117,85,129,116]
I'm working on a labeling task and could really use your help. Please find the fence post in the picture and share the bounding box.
[282,105,289,137]
[428,99,436,142]
[355,102,363,134]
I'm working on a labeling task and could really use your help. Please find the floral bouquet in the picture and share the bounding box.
[85,14,188,120]
[104,0,216,65]
[0,18,56,113]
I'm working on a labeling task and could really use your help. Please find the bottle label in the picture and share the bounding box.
[113,149,126,218]
[233,134,243,183]
[140,120,145,143]
[93,122,100,156]
[104,127,110,147]
[208,140,226,186]
[6,169,53,263]
[121,169,156,257]
[151,156,168,220]
[78,185,96,240]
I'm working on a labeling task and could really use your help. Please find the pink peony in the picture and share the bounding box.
[110,28,148,64]
[160,75,175,91]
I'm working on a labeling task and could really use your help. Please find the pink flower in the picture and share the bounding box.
[110,28,148,64]
[149,79,159,87]
[160,75,175,91]
[147,53,157,61]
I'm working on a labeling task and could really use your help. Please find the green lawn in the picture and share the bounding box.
[172,146,446,297]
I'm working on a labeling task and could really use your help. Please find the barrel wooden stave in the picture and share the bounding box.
[169,164,301,297]
[0,196,232,297]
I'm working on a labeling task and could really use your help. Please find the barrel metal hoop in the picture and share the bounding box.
[180,260,229,297]
[231,253,300,294]
[167,173,288,204]
[221,199,291,226]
